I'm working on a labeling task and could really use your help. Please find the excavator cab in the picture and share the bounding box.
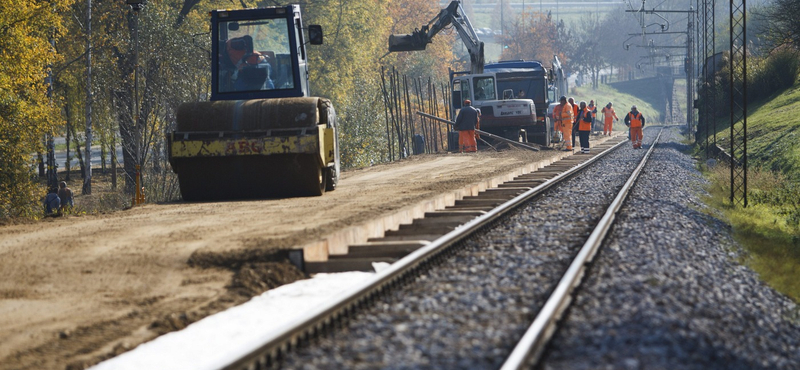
[167,5,340,201]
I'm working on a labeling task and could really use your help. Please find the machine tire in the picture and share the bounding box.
[324,167,337,191]
[542,118,552,147]
[297,155,325,196]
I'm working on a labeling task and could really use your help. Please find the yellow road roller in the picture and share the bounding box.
[167,5,339,201]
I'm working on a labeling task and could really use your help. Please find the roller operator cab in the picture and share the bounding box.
[167,5,340,201]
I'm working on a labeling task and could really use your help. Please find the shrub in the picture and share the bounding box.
[748,47,800,103]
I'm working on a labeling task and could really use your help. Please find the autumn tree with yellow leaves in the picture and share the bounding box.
[500,11,573,71]
[0,0,73,218]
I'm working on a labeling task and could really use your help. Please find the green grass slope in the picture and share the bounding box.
[703,77,800,303]
[740,82,800,182]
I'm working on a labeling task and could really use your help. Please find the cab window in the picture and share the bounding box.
[473,77,496,101]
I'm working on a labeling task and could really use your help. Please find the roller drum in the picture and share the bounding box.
[172,97,333,201]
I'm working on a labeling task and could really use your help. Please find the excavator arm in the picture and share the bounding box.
[388,0,484,74]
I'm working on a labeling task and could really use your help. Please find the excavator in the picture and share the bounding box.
[167,5,339,201]
[388,0,541,145]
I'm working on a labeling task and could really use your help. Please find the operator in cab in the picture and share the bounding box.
[221,35,274,92]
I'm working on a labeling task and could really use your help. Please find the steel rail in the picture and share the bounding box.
[500,128,664,370]
[218,136,629,370]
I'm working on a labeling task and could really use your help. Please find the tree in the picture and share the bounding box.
[0,0,73,218]
[501,12,560,63]
[55,0,209,200]
[764,0,800,49]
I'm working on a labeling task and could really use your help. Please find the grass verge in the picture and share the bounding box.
[704,163,800,303]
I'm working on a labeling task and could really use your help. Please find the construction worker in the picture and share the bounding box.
[576,101,593,153]
[587,100,598,133]
[568,97,579,150]
[454,99,479,153]
[624,105,645,149]
[568,97,578,120]
[557,96,574,151]
[601,102,619,136]
[552,98,563,144]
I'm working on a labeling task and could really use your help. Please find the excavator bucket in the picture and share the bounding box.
[389,33,429,52]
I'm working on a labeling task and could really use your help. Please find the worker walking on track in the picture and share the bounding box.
[624,105,645,149]
[555,96,574,151]
[454,99,479,153]
[601,102,619,136]
[576,101,593,153]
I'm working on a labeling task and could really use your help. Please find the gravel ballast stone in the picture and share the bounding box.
[543,126,800,369]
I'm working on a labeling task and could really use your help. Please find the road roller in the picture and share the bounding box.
[167,5,339,201]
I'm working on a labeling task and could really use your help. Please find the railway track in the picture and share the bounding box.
[220,129,663,369]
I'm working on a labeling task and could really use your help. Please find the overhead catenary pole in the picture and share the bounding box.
[686,10,695,134]
[729,0,747,206]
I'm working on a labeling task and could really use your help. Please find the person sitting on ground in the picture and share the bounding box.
[44,188,60,216]
[58,181,74,213]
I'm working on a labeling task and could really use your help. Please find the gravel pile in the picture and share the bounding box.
[543,126,800,369]
[280,127,799,369]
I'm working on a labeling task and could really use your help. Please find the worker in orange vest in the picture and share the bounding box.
[557,96,574,151]
[576,101,593,153]
[587,100,598,133]
[601,102,619,136]
[624,105,645,149]
[454,99,479,152]
[568,97,579,150]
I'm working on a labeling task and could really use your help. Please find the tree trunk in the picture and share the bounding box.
[37,152,44,177]
[114,89,137,194]
[111,129,117,190]
[65,109,71,181]
[68,121,86,177]
[112,12,139,195]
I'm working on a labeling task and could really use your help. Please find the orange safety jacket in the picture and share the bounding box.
[602,107,618,123]
[588,104,597,119]
[626,111,643,127]
[578,108,592,131]
[553,105,562,128]
[560,103,574,127]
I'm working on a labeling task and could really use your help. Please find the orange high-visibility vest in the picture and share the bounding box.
[588,104,596,118]
[627,112,643,127]
[578,108,592,131]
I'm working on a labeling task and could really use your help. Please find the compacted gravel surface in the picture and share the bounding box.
[280,132,664,369]
[542,126,800,369]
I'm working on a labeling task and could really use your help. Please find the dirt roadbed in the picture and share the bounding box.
[0,144,586,369]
